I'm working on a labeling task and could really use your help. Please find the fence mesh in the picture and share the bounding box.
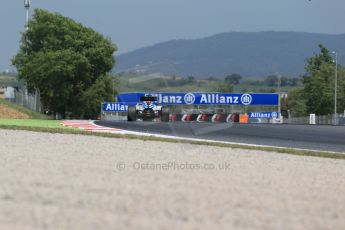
[6,87,41,113]
[285,114,345,125]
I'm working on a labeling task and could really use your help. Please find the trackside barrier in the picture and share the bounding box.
[226,114,232,123]
[181,113,241,123]
[183,113,211,122]
[197,113,205,122]
[180,113,241,123]
[103,92,280,123]
[286,114,345,125]
[191,114,199,121]
[211,114,218,122]
[170,114,177,122]
[239,114,249,124]
[309,114,316,125]
[181,114,188,122]
[170,114,183,122]
[197,113,214,122]
[227,113,239,123]
[211,113,227,122]
[102,102,281,124]
[102,105,260,124]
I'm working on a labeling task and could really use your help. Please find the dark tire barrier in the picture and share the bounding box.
[170,113,243,123]
[161,107,170,122]
[181,114,197,122]
[212,113,230,122]
[197,113,214,122]
[170,114,183,122]
[226,113,239,123]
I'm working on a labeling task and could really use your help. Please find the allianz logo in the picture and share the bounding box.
[249,112,278,118]
[104,103,128,111]
[157,93,253,105]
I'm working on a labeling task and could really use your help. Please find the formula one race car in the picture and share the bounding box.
[127,95,170,122]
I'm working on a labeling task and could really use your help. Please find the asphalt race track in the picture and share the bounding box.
[95,121,345,153]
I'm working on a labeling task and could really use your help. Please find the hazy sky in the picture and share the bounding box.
[1,0,344,71]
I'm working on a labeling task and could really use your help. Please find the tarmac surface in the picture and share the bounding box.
[96,121,345,153]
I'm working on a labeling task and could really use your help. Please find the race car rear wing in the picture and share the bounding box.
[140,96,158,102]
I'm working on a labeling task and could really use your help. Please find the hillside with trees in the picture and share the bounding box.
[117,72,301,93]
[115,31,345,78]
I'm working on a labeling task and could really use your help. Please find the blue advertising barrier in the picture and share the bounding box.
[248,112,280,119]
[117,92,279,106]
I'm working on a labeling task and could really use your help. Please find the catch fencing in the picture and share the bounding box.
[5,87,41,112]
[285,114,345,125]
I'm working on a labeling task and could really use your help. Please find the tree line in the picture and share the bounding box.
[287,45,345,117]
[215,73,300,93]
[13,9,116,119]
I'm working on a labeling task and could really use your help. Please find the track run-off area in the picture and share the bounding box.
[95,121,345,153]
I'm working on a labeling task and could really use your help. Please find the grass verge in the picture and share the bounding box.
[0,99,51,119]
[0,124,344,160]
[0,119,67,128]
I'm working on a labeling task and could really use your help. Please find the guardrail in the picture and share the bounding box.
[285,114,345,125]
[101,110,281,124]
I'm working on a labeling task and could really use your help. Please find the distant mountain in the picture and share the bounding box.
[115,31,345,78]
